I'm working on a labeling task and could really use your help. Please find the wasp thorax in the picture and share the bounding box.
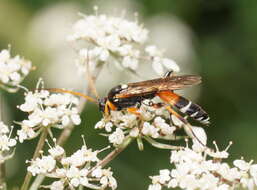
[108,85,122,99]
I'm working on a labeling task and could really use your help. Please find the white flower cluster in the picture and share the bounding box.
[17,89,81,142]
[148,142,257,190]
[0,49,32,92]
[68,8,179,76]
[0,121,17,163]
[95,102,181,148]
[145,45,180,75]
[27,142,117,190]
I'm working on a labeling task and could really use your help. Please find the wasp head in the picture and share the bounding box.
[98,97,107,112]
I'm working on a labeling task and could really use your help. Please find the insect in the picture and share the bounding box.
[98,71,209,124]
[51,71,209,125]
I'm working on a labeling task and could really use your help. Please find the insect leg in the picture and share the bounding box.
[165,105,206,147]
[104,100,117,115]
[157,91,210,124]
[165,106,188,124]
[127,107,141,116]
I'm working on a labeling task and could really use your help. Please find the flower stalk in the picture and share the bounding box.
[0,94,6,190]
[29,174,44,190]
[21,128,48,190]
[90,136,133,173]
[0,164,6,190]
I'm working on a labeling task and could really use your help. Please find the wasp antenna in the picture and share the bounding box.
[85,49,100,99]
[45,88,97,103]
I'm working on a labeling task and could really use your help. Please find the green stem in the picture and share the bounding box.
[21,129,48,190]
[0,164,6,190]
[144,136,183,150]
[0,93,6,190]
[29,174,44,190]
[90,136,133,173]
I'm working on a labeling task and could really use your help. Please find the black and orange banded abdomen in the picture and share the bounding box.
[157,91,210,124]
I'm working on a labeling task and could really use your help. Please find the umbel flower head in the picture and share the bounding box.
[148,141,257,190]
[17,79,81,143]
[95,98,197,150]
[68,7,179,76]
[0,48,33,92]
[27,138,117,190]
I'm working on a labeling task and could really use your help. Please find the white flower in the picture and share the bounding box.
[50,181,64,190]
[234,159,251,171]
[129,127,139,137]
[217,184,230,190]
[18,86,81,142]
[68,12,148,73]
[148,184,162,190]
[95,99,184,149]
[158,169,171,184]
[171,115,183,127]
[17,121,36,143]
[28,155,56,176]
[154,117,176,136]
[198,173,219,189]
[61,146,98,167]
[109,128,125,145]
[92,167,117,189]
[122,56,138,70]
[28,142,117,189]
[0,121,17,163]
[145,45,179,75]
[161,58,179,72]
[81,146,99,162]
[149,143,257,190]
[100,169,117,189]
[191,126,207,152]
[0,49,32,90]
[142,122,159,138]
[206,141,232,159]
[48,145,65,158]
[0,135,16,151]
[66,166,88,187]
[250,165,257,185]
[105,122,113,132]
[92,167,103,178]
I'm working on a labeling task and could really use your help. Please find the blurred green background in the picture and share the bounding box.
[0,0,257,189]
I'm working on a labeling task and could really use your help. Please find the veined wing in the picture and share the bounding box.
[115,75,201,98]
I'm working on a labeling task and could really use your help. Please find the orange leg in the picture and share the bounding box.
[127,107,142,117]
[157,91,188,125]
[157,91,206,146]
[104,100,117,115]
[165,106,188,125]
